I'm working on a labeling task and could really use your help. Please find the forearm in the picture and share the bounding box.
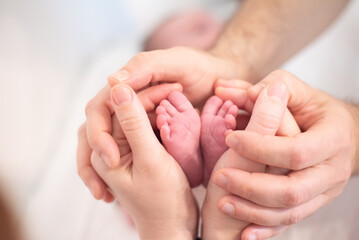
[211,0,349,83]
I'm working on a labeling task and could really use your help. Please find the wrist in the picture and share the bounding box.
[209,46,261,84]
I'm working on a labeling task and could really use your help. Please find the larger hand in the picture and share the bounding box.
[213,70,359,240]
[108,47,247,107]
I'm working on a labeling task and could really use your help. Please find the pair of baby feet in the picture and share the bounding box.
[156,91,238,187]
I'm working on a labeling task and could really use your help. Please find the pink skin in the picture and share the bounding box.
[201,96,238,185]
[156,92,238,187]
[145,11,223,51]
[156,91,203,187]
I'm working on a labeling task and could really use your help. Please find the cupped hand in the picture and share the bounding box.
[77,83,183,201]
[90,84,198,240]
[213,70,358,240]
[78,46,252,201]
[107,46,249,107]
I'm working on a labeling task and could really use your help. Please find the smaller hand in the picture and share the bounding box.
[91,84,198,240]
[77,83,183,201]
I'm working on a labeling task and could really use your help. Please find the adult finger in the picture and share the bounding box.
[215,86,253,112]
[107,47,239,105]
[107,48,207,89]
[225,124,340,170]
[213,164,342,208]
[218,192,330,226]
[85,85,119,168]
[110,84,161,164]
[90,151,131,197]
[111,115,131,167]
[137,83,183,112]
[241,187,342,240]
[77,123,109,200]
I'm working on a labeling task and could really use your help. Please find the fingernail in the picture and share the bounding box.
[248,234,257,240]
[101,153,112,167]
[225,133,239,148]
[214,173,228,189]
[112,86,132,106]
[249,83,265,94]
[266,81,287,101]
[221,202,235,215]
[111,70,130,82]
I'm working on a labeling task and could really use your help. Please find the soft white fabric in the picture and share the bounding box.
[0,0,358,239]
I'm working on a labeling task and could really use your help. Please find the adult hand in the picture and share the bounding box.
[212,70,359,240]
[77,83,182,201]
[202,79,294,240]
[91,84,198,240]
[107,46,250,107]
[78,46,252,201]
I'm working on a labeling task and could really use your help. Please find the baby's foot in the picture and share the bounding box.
[156,91,203,187]
[201,96,238,185]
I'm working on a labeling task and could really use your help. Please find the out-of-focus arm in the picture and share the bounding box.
[211,0,349,82]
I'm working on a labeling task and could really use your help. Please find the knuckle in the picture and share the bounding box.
[77,168,85,180]
[332,188,343,199]
[268,70,297,90]
[289,144,308,170]
[338,166,351,183]
[270,69,294,82]
[286,209,302,225]
[77,168,89,183]
[77,124,86,139]
[85,99,96,117]
[247,208,259,224]
[88,135,102,149]
[255,111,282,132]
[242,183,255,201]
[284,184,306,207]
[269,70,289,81]
[120,115,145,136]
[131,52,150,66]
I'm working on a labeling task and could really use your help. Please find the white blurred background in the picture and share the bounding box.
[0,0,358,239]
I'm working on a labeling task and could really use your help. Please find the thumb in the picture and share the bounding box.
[110,84,160,160]
[245,81,289,135]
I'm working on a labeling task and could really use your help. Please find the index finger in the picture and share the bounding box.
[85,85,120,168]
[226,122,340,170]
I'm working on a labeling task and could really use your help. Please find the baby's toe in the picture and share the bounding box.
[160,99,178,116]
[218,100,234,117]
[168,91,194,112]
[202,96,223,115]
[225,114,237,130]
